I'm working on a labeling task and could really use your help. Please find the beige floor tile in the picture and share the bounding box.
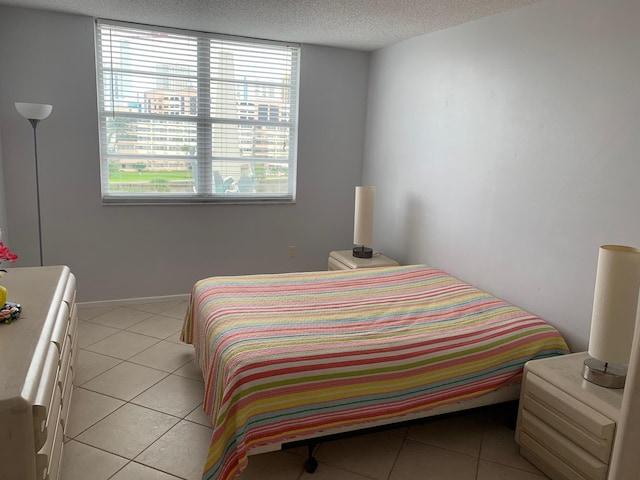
[185,404,212,427]
[132,374,205,417]
[160,301,189,319]
[236,450,304,480]
[128,340,194,372]
[77,321,120,348]
[85,330,160,360]
[77,305,118,321]
[316,431,403,480]
[126,314,184,339]
[73,349,121,386]
[126,300,184,315]
[165,329,186,344]
[172,358,204,382]
[390,439,478,480]
[477,459,549,480]
[60,440,128,480]
[88,306,155,329]
[136,420,213,480]
[407,412,485,457]
[65,387,125,438]
[82,361,168,401]
[480,423,542,473]
[77,403,180,459]
[110,462,184,480]
[299,461,374,480]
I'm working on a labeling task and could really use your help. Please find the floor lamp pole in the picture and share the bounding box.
[29,119,44,267]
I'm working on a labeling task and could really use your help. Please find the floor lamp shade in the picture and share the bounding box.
[584,245,640,388]
[353,186,375,258]
[15,103,52,121]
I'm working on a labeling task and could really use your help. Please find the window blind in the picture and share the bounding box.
[96,20,300,203]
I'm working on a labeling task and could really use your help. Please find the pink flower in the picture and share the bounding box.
[0,242,18,263]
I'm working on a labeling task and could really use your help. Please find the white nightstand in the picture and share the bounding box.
[328,250,399,271]
[515,352,623,480]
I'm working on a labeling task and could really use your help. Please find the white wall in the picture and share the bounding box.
[363,0,640,352]
[0,6,369,302]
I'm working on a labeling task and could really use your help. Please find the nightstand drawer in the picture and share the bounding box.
[520,431,592,480]
[520,410,608,480]
[523,372,615,461]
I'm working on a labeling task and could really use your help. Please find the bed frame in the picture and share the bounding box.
[249,383,521,472]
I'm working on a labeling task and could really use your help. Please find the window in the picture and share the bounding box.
[96,20,300,203]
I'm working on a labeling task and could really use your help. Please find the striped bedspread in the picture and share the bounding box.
[181,265,568,480]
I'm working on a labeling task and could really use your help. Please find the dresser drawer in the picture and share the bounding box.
[60,365,74,433]
[33,345,63,452]
[35,417,63,480]
[48,420,65,480]
[522,371,615,462]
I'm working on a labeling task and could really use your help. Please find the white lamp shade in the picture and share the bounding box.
[15,102,53,121]
[353,186,375,246]
[588,245,640,365]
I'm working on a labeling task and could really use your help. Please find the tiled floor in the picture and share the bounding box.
[61,300,549,480]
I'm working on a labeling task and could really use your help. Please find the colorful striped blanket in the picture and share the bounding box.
[181,265,568,480]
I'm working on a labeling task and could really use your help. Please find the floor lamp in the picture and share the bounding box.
[15,102,53,267]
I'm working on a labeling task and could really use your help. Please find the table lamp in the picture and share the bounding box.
[353,186,375,258]
[583,245,640,388]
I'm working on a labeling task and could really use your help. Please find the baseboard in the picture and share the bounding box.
[77,293,190,308]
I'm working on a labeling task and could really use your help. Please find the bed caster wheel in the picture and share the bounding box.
[304,457,318,473]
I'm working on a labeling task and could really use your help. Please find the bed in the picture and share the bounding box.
[181,264,569,480]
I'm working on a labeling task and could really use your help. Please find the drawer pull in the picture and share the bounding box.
[58,339,72,392]
[50,302,70,352]
[62,273,76,306]
[60,370,74,432]
[68,305,78,342]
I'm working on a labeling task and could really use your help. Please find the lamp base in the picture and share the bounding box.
[582,358,627,389]
[352,246,373,259]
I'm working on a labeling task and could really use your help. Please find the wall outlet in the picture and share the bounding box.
[288,245,296,258]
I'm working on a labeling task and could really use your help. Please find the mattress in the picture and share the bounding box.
[181,265,568,480]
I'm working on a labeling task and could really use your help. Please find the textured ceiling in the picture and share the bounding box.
[1,0,541,51]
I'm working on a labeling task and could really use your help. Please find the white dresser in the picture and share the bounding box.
[0,266,78,480]
[515,352,623,480]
